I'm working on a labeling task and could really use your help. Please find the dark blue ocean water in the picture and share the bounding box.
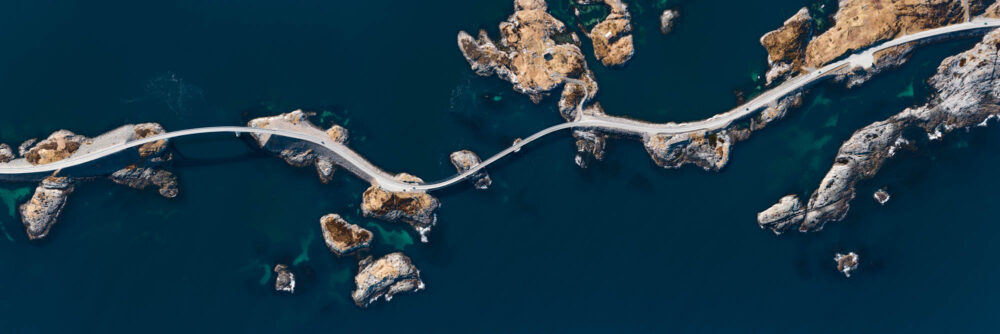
[1,0,999,332]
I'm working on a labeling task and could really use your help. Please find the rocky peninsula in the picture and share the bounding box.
[760,27,1000,234]
[362,173,440,242]
[352,252,424,308]
[320,214,373,256]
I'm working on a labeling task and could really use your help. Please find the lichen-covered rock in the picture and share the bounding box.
[0,143,13,163]
[572,130,606,168]
[660,9,679,35]
[352,252,424,308]
[642,130,731,171]
[760,7,813,85]
[834,252,860,277]
[583,0,635,67]
[23,130,89,165]
[19,175,75,240]
[757,195,805,234]
[109,166,179,198]
[320,214,373,256]
[248,110,349,183]
[456,0,594,103]
[449,150,492,189]
[874,188,891,204]
[273,264,296,293]
[361,173,440,242]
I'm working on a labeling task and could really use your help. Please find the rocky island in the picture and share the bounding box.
[835,252,860,277]
[320,214,373,256]
[274,264,296,293]
[362,173,440,242]
[352,252,424,307]
[19,175,74,240]
[449,150,492,189]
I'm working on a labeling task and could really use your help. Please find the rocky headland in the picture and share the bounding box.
[449,150,492,189]
[352,252,424,308]
[248,110,349,183]
[19,175,74,240]
[273,264,296,293]
[361,173,440,242]
[577,0,635,67]
[759,28,1000,234]
[320,213,373,256]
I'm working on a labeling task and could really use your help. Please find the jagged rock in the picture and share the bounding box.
[874,188,891,204]
[273,264,296,293]
[456,0,595,103]
[572,130,606,168]
[642,130,731,171]
[19,175,74,240]
[765,28,1000,233]
[757,195,805,234]
[248,110,349,183]
[109,166,179,198]
[449,150,492,189]
[320,214,373,256]
[23,130,89,165]
[755,92,804,131]
[834,252,860,277]
[836,43,916,88]
[352,252,424,308]
[132,123,169,159]
[583,0,635,67]
[760,7,813,85]
[0,143,13,163]
[660,9,679,34]
[18,139,37,157]
[361,173,440,242]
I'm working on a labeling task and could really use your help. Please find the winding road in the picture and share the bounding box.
[3,18,1000,192]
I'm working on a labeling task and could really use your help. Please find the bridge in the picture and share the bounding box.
[3,18,1000,192]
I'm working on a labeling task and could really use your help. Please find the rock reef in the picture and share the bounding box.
[660,9,679,35]
[352,252,424,308]
[109,166,179,198]
[579,0,635,67]
[449,150,492,189]
[273,264,296,293]
[874,188,890,204]
[835,252,860,277]
[760,28,1000,233]
[248,110,349,183]
[19,175,74,240]
[456,0,596,104]
[320,214,373,256]
[361,173,440,242]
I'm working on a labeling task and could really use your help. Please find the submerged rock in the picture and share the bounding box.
[660,9,679,35]
[361,173,440,242]
[320,214,373,256]
[109,166,179,198]
[0,143,13,163]
[757,195,805,234]
[19,175,75,240]
[248,110,349,183]
[874,188,890,205]
[581,0,635,67]
[834,252,860,277]
[456,0,595,104]
[449,150,492,189]
[23,130,89,165]
[273,264,296,293]
[352,252,424,308]
[642,130,731,171]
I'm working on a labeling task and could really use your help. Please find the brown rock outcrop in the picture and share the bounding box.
[581,0,635,67]
[760,7,814,85]
[0,143,13,163]
[835,252,860,277]
[132,123,170,160]
[457,0,595,104]
[273,264,296,293]
[23,130,89,165]
[660,9,679,35]
[320,214,373,256]
[361,173,440,242]
[449,150,492,189]
[109,166,179,198]
[643,130,732,171]
[352,252,424,308]
[248,110,349,183]
[19,175,75,240]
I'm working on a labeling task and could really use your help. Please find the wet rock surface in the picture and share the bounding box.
[248,110,349,183]
[352,252,424,308]
[19,175,75,240]
[457,0,596,104]
[361,173,440,242]
[273,264,296,293]
[660,9,679,35]
[449,150,491,189]
[23,130,89,165]
[835,252,860,277]
[320,214,373,256]
[109,166,179,198]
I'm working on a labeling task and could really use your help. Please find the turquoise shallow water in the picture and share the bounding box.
[1,0,1000,332]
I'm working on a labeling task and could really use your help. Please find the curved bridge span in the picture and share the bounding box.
[3,19,1000,192]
